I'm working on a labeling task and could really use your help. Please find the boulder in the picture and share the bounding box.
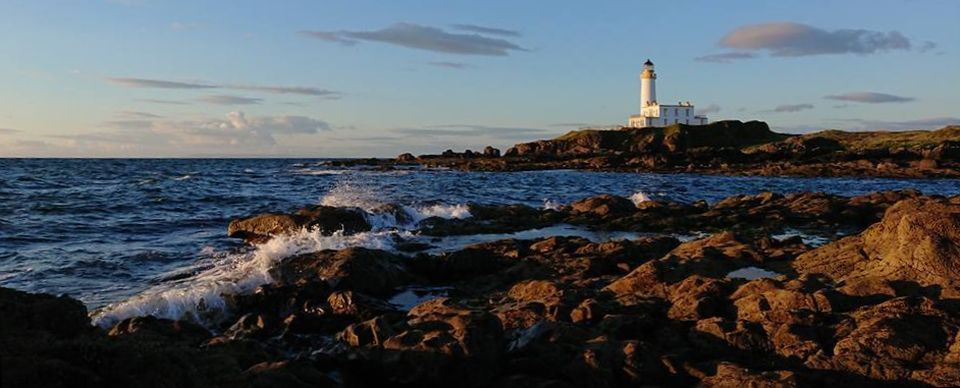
[794,197,960,297]
[568,194,636,218]
[228,205,370,243]
[271,248,412,296]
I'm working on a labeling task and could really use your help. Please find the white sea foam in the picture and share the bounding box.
[542,199,563,211]
[630,191,652,206]
[296,169,350,176]
[319,181,385,211]
[94,182,475,327]
[91,228,400,328]
[408,203,471,222]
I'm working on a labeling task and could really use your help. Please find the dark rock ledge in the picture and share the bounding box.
[4,192,960,387]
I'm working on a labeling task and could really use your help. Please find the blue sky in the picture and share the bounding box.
[1,0,957,157]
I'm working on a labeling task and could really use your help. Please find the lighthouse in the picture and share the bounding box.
[628,59,708,128]
[640,59,656,108]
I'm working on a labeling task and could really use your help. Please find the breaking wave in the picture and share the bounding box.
[630,191,652,206]
[91,228,402,328]
[92,181,473,328]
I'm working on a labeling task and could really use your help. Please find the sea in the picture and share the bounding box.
[1,158,958,327]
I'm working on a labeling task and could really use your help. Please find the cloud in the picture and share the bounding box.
[719,22,914,57]
[104,120,155,129]
[824,92,914,104]
[694,52,755,63]
[393,124,547,139]
[918,41,937,53]
[198,95,264,105]
[110,78,340,98]
[451,24,521,37]
[87,111,331,147]
[770,103,814,113]
[831,117,960,131]
[118,111,163,118]
[427,61,470,69]
[0,128,20,134]
[108,77,216,89]
[302,23,527,56]
[698,104,722,114]
[136,98,191,105]
[228,85,341,98]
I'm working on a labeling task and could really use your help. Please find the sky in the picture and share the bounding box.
[0,0,958,157]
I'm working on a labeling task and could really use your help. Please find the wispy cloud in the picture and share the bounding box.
[85,111,331,148]
[718,22,917,57]
[830,117,959,131]
[694,52,755,63]
[0,128,19,134]
[198,95,263,105]
[451,24,521,37]
[769,103,814,113]
[301,23,527,56]
[110,78,340,98]
[393,124,547,139]
[228,85,341,98]
[427,61,470,69]
[136,98,191,105]
[108,77,216,89]
[824,92,914,104]
[118,111,163,118]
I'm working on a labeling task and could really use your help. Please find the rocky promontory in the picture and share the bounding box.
[5,190,960,387]
[333,121,960,178]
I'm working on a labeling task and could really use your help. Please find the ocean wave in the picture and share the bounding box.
[542,199,563,211]
[295,169,350,176]
[320,181,472,229]
[91,228,401,328]
[630,191,652,206]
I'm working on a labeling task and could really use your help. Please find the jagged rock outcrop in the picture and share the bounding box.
[227,205,371,243]
[794,196,960,297]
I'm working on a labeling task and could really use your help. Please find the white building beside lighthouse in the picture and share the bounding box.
[628,60,708,128]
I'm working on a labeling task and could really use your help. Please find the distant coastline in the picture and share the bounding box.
[331,120,960,178]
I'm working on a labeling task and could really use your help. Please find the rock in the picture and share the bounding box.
[667,275,732,321]
[243,360,336,388]
[396,152,416,162]
[107,316,211,344]
[829,297,958,381]
[228,205,371,243]
[341,298,505,386]
[271,248,412,296]
[0,287,261,388]
[698,362,798,387]
[569,194,636,218]
[483,146,501,157]
[794,197,960,297]
[0,287,91,339]
[339,316,395,347]
[227,213,301,243]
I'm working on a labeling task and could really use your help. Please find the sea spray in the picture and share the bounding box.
[630,191,652,206]
[91,227,401,328]
[542,199,563,211]
[91,182,475,328]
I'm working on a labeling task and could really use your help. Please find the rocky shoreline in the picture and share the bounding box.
[330,121,960,178]
[4,189,960,387]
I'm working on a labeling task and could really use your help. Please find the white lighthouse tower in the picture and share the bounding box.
[628,59,708,128]
[640,59,656,109]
